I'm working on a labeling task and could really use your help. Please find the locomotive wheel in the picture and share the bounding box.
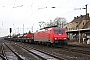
[50,43,53,47]
[46,42,51,46]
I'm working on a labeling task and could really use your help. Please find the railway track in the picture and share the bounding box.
[67,44,90,49]
[14,43,65,60]
[20,42,90,60]
[0,43,8,60]
[2,39,90,60]
[0,42,24,60]
[0,54,7,60]
[63,45,90,55]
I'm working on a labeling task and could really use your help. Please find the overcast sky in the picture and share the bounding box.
[0,0,90,37]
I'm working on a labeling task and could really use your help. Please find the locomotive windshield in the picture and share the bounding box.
[54,29,65,33]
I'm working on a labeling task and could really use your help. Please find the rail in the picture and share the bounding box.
[15,43,65,60]
[3,43,24,60]
[1,43,8,60]
[0,54,7,60]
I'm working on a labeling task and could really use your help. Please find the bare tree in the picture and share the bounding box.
[39,17,67,28]
[39,21,45,28]
[53,17,67,28]
[45,20,54,27]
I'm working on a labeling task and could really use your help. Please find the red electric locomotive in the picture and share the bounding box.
[22,33,34,43]
[26,33,33,38]
[34,27,67,46]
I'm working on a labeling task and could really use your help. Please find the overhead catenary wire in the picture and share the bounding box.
[25,0,74,24]
[60,0,71,7]
[55,4,89,18]
[36,0,72,19]
[26,0,71,20]
[24,0,51,20]
[20,0,73,20]
[31,0,51,15]
[41,0,51,7]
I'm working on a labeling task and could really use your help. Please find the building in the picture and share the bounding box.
[66,13,90,30]
[66,13,90,43]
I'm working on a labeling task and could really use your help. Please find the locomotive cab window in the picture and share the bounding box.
[54,29,65,33]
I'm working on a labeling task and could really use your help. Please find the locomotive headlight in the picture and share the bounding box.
[55,38,57,40]
[64,38,66,39]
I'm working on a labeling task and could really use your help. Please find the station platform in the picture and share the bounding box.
[67,41,90,48]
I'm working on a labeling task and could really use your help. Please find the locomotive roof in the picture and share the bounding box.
[36,27,65,32]
[40,25,58,30]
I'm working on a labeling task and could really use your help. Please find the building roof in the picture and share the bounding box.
[71,13,90,23]
[71,15,85,22]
